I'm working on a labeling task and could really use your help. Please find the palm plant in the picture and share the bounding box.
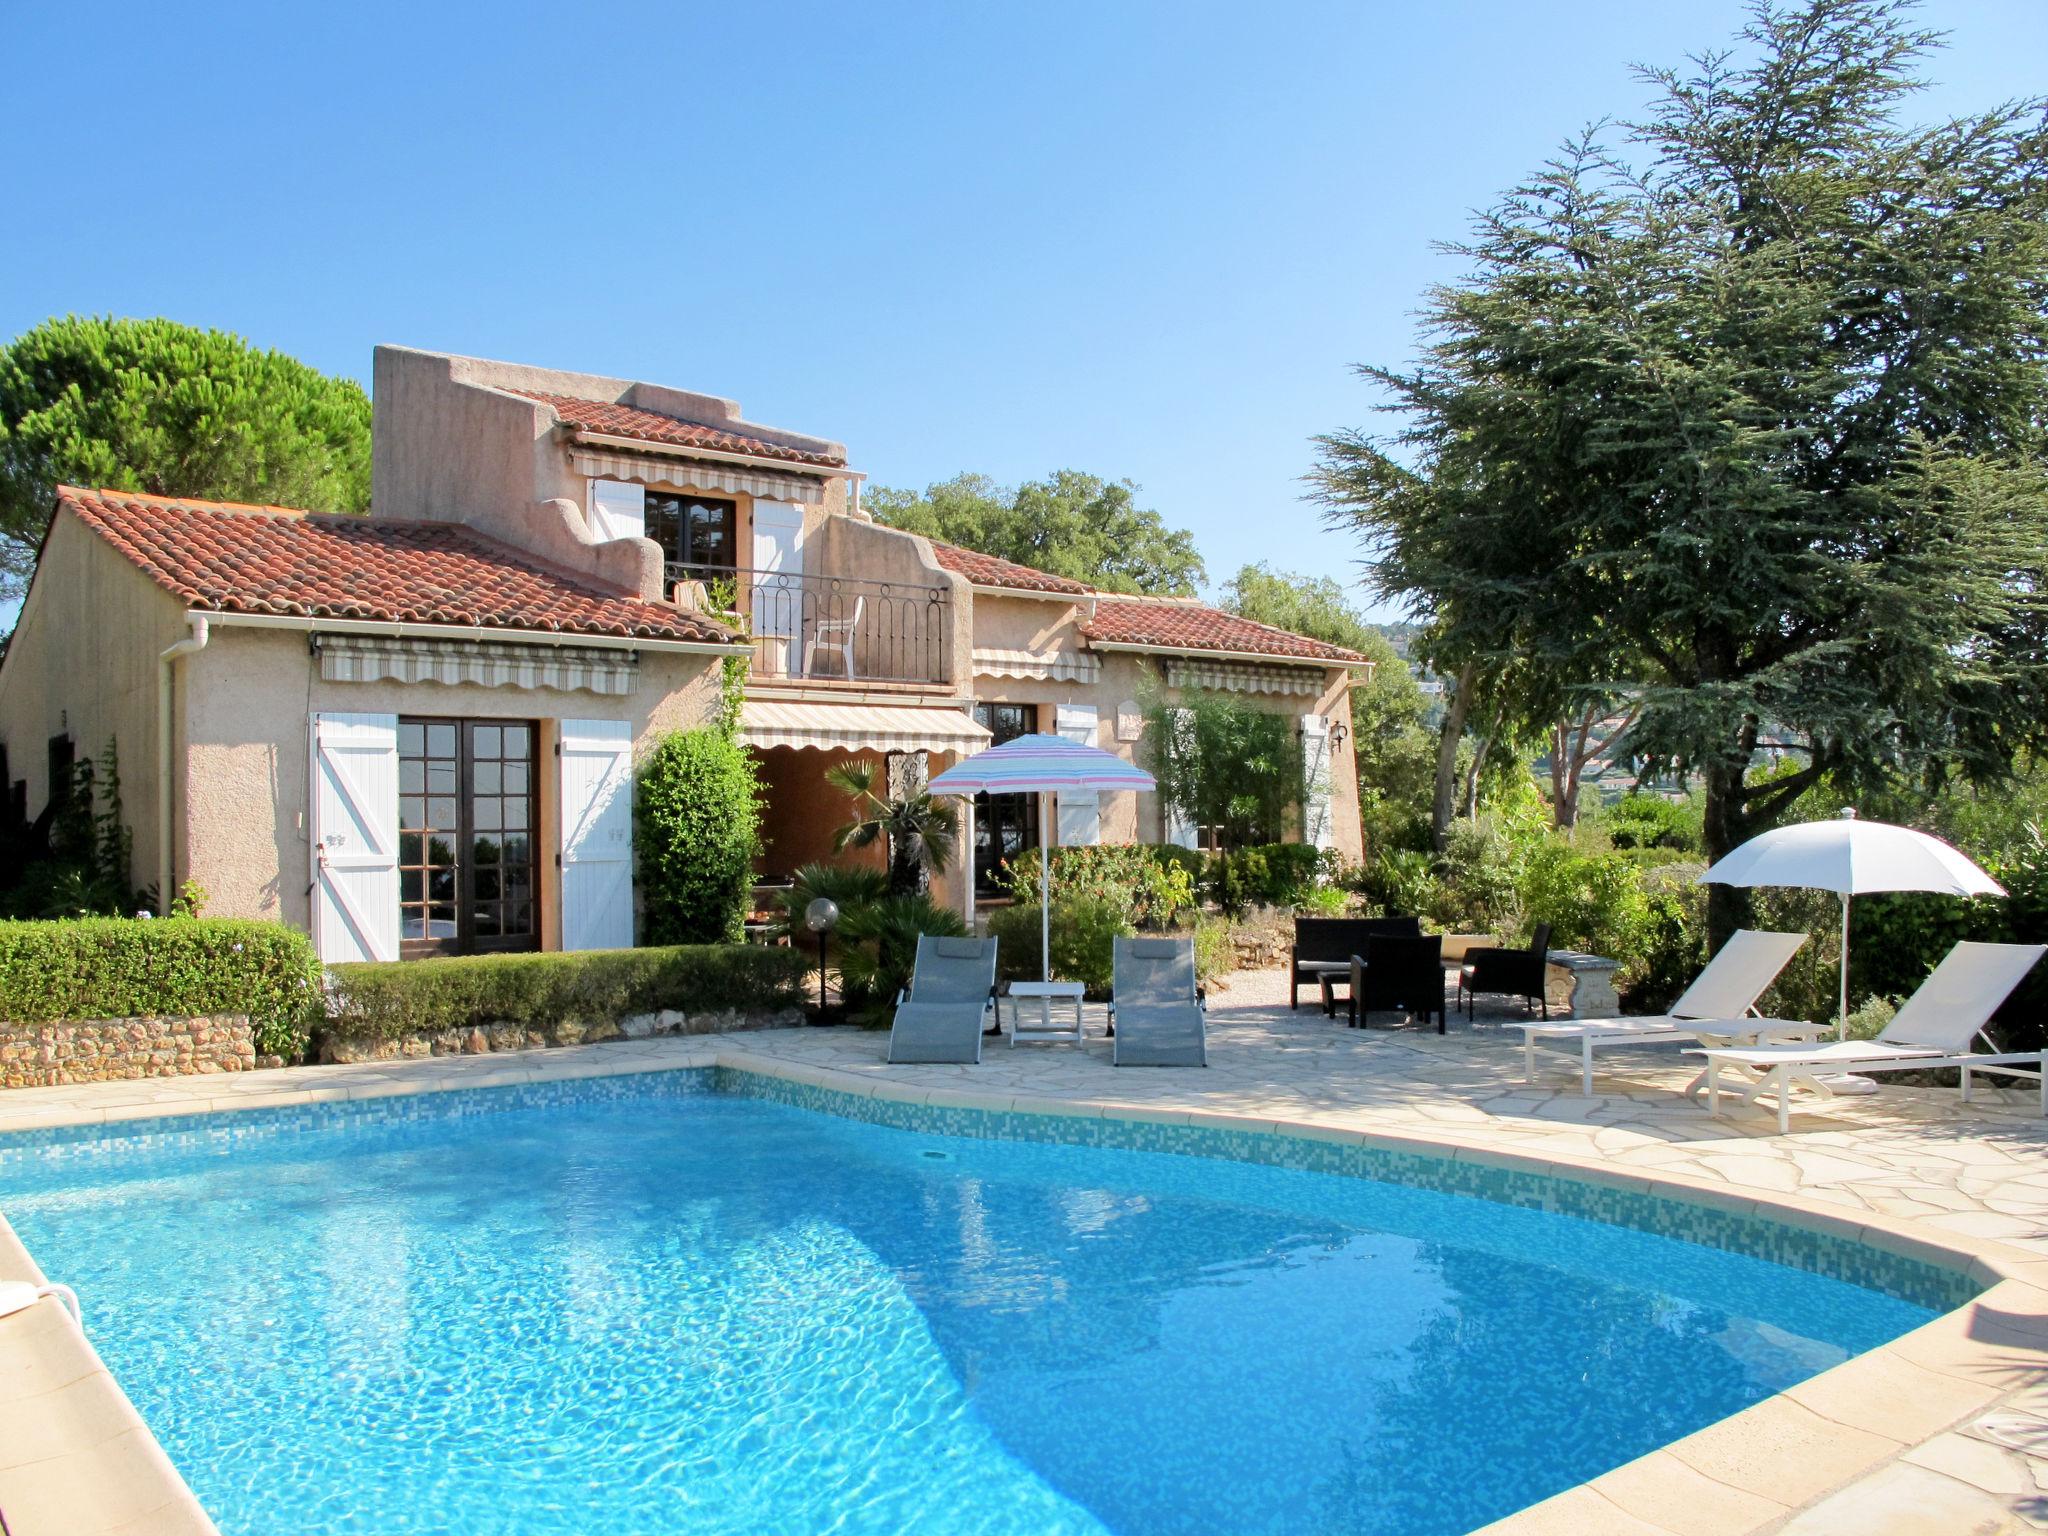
[825,759,957,897]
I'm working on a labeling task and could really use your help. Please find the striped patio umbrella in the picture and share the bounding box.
[928,733,1157,982]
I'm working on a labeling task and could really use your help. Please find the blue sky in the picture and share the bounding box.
[5,1,2044,629]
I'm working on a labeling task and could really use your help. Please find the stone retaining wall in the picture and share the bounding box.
[0,1014,264,1088]
[318,1006,809,1064]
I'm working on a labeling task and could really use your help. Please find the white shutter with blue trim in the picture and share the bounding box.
[311,712,401,963]
[1054,704,1100,846]
[587,479,647,543]
[1163,707,1198,848]
[560,719,635,951]
[1301,713,1335,851]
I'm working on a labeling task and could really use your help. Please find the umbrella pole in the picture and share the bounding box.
[1040,791,1052,983]
[962,796,976,929]
[1839,892,1851,1041]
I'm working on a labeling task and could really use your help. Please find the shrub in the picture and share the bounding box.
[833,893,967,1021]
[1296,884,1350,916]
[1360,846,1439,921]
[1006,844,1197,928]
[1188,916,1234,984]
[1428,818,1524,935]
[1622,868,1709,1012]
[1601,793,1704,853]
[636,728,763,944]
[0,916,324,1058]
[324,945,809,1043]
[772,861,891,942]
[988,896,1132,998]
[1519,841,1653,967]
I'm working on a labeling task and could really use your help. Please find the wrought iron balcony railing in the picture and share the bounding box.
[666,564,953,685]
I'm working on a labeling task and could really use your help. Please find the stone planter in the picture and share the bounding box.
[0,1014,267,1088]
[318,1006,807,1064]
[1544,952,1622,1018]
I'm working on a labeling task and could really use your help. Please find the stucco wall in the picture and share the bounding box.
[0,509,189,894]
[177,625,720,946]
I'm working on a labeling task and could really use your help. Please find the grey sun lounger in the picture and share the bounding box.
[1518,929,1818,1094]
[1694,940,2048,1133]
[887,935,999,1064]
[1110,937,1207,1067]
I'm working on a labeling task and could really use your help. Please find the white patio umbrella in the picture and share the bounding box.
[927,733,1156,982]
[1699,808,2004,1039]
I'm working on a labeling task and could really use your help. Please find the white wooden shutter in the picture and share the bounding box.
[1301,713,1335,852]
[560,719,634,951]
[311,712,400,963]
[587,479,647,543]
[1163,707,1198,849]
[1054,704,1100,846]
[749,501,805,640]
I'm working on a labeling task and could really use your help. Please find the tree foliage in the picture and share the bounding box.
[635,729,764,944]
[825,758,957,898]
[868,470,1204,595]
[0,315,372,601]
[1316,0,2048,941]
[1144,688,1305,851]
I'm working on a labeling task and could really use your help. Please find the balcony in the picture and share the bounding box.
[668,563,953,686]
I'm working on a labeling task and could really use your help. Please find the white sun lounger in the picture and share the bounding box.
[1109,937,1207,1067]
[1694,940,2048,1133]
[1519,929,1817,1095]
[887,936,999,1064]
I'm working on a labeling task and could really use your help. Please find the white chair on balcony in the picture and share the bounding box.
[803,596,863,680]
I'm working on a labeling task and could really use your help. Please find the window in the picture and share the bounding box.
[971,703,1038,897]
[398,718,539,955]
[646,493,738,574]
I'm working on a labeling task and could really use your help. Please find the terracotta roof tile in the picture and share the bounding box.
[512,390,846,469]
[1082,597,1367,665]
[927,541,1093,596]
[58,487,735,645]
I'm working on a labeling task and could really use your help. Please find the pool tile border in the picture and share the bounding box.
[2,1038,2046,1536]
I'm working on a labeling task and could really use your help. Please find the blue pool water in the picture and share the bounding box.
[1,1073,1941,1536]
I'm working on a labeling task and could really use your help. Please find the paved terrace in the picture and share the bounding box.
[5,972,2048,1534]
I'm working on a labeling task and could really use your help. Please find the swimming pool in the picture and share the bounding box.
[0,1068,1953,1536]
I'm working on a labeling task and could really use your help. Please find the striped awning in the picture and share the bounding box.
[1164,657,1325,696]
[317,634,637,695]
[738,699,992,755]
[569,447,827,504]
[971,646,1102,682]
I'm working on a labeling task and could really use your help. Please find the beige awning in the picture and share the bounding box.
[739,699,992,755]
[569,447,828,504]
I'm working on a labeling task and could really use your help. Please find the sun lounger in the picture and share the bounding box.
[1110,937,1207,1067]
[1518,929,1815,1094]
[1693,940,2048,1133]
[886,935,999,1064]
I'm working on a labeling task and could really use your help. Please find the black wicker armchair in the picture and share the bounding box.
[1457,923,1553,1021]
[1346,934,1446,1033]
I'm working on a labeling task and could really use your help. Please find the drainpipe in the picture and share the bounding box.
[157,615,210,910]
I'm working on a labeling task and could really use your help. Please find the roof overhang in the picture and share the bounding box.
[189,609,751,658]
[1084,639,1373,671]
[739,698,992,755]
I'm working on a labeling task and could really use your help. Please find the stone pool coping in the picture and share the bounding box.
[2,1036,2045,1536]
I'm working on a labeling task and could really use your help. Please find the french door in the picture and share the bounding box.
[397,718,540,955]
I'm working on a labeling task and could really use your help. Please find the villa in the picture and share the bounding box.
[0,347,1369,963]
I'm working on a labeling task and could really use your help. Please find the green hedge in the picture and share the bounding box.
[0,917,324,1058]
[324,945,811,1043]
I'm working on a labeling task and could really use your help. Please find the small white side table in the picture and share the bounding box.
[1007,981,1086,1046]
